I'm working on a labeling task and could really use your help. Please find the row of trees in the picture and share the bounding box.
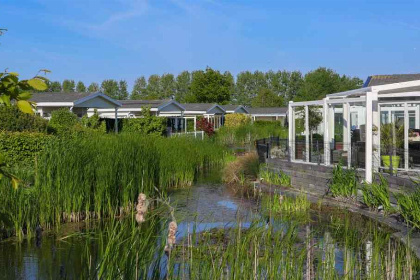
[46,67,363,107]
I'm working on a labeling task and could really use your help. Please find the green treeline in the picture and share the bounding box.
[46,67,363,106]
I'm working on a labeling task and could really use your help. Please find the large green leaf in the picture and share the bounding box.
[17,100,34,114]
[0,94,11,105]
[27,78,48,91]
[18,91,32,100]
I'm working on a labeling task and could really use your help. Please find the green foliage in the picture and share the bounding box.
[251,88,284,107]
[175,70,191,102]
[267,193,310,214]
[81,110,106,132]
[0,135,226,233]
[76,81,86,92]
[62,79,75,92]
[381,122,404,154]
[131,76,147,99]
[329,163,358,198]
[361,174,391,212]
[48,81,62,92]
[146,74,161,99]
[160,73,176,99]
[87,82,99,93]
[0,105,48,132]
[395,188,420,229]
[100,79,129,100]
[122,107,167,136]
[0,131,54,166]
[224,113,251,128]
[189,67,233,103]
[216,121,287,146]
[47,108,79,134]
[259,166,291,187]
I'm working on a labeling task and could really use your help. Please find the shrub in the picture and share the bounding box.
[224,113,251,128]
[81,110,106,132]
[361,174,391,212]
[48,108,79,134]
[196,118,214,137]
[122,117,167,136]
[0,105,48,132]
[0,132,54,166]
[329,163,358,198]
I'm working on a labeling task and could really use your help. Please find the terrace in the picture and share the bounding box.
[286,74,420,182]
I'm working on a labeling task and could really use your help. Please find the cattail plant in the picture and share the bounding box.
[135,193,148,223]
[165,221,178,253]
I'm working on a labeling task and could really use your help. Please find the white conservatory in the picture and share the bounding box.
[288,74,420,183]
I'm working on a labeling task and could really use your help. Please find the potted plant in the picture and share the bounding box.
[380,122,404,173]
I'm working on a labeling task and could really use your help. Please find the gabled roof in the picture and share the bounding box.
[363,74,420,87]
[120,99,170,108]
[247,107,288,115]
[31,92,92,102]
[222,105,249,114]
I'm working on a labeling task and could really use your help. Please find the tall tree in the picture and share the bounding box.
[160,73,176,99]
[76,81,86,92]
[48,81,62,92]
[251,88,285,107]
[62,79,75,93]
[175,71,191,102]
[296,67,362,101]
[189,67,233,104]
[87,82,99,93]
[118,80,129,100]
[101,79,119,99]
[146,75,161,99]
[131,76,147,100]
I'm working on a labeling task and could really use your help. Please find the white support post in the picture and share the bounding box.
[372,95,380,173]
[365,91,378,183]
[185,118,187,133]
[288,102,295,161]
[404,102,409,171]
[114,107,118,133]
[305,105,310,162]
[344,103,351,168]
[324,98,330,166]
[416,105,420,129]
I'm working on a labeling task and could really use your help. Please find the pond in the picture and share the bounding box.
[1,174,419,279]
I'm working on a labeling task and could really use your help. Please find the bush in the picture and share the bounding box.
[329,163,358,198]
[48,108,79,134]
[0,105,48,132]
[224,113,251,128]
[81,110,106,132]
[196,118,214,137]
[0,132,54,166]
[122,117,167,136]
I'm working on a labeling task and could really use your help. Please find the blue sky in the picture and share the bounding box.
[1,0,420,89]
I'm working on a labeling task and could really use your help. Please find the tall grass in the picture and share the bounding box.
[361,174,391,212]
[0,134,227,237]
[259,166,291,187]
[215,121,288,146]
[329,163,358,198]
[395,187,420,229]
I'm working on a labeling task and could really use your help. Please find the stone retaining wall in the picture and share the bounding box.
[265,158,416,199]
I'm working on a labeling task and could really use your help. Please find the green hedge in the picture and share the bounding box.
[0,132,55,166]
[0,105,48,132]
[122,117,167,136]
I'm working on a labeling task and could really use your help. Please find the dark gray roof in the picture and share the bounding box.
[182,103,217,111]
[120,99,169,108]
[30,92,93,102]
[364,74,420,87]
[222,105,241,110]
[247,107,288,115]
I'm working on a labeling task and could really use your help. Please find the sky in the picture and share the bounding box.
[1,0,420,90]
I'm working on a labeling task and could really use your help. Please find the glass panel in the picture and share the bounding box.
[408,103,420,170]
[294,107,306,161]
[350,103,365,168]
[309,105,324,164]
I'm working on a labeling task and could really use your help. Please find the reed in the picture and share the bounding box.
[329,163,358,198]
[0,134,227,238]
[259,166,291,187]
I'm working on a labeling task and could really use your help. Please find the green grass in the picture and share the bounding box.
[361,174,391,212]
[0,134,227,238]
[395,187,420,230]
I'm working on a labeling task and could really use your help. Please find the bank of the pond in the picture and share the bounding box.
[0,134,228,240]
[257,181,420,259]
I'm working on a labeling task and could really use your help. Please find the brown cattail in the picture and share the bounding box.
[136,193,149,223]
[279,194,284,204]
[165,221,178,252]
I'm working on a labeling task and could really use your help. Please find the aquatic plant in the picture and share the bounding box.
[222,152,259,187]
[259,166,291,187]
[266,193,311,214]
[395,188,420,229]
[361,174,391,212]
[329,163,358,198]
[0,134,227,238]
